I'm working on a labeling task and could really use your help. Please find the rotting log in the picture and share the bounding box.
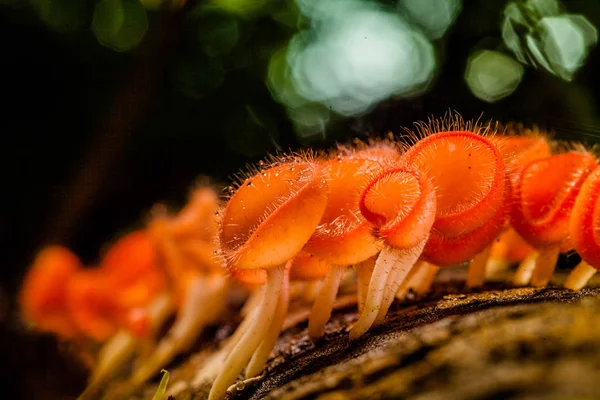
[103,269,600,400]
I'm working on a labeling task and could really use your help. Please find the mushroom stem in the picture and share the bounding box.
[78,292,174,400]
[208,264,286,400]
[240,288,263,318]
[484,257,510,280]
[300,281,322,303]
[410,261,439,295]
[564,261,597,291]
[190,304,259,391]
[132,275,228,386]
[307,264,346,341]
[395,260,439,300]
[513,251,538,286]
[466,245,492,288]
[350,240,426,341]
[355,258,375,313]
[530,246,560,287]
[245,267,290,378]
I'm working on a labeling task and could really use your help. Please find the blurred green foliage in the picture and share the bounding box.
[3,0,600,152]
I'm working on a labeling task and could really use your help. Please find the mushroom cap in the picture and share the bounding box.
[360,167,436,250]
[569,166,600,269]
[422,206,507,266]
[511,152,598,247]
[231,269,267,286]
[20,246,81,339]
[100,231,166,303]
[402,131,508,238]
[220,160,328,270]
[303,158,383,265]
[67,269,118,342]
[290,251,330,281]
[490,135,551,191]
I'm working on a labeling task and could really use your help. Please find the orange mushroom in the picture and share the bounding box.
[130,186,228,386]
[399,124,510,290]
[350,165,436,340]
[511,151,597,286]
[302,156,384,341]
[80,231,173,397]
[208,157,328,400]
[484,132,551,276]
[563,166,600,290]
[20,246,81,339]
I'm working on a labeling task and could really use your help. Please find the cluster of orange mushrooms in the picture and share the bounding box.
[20,115,600,399]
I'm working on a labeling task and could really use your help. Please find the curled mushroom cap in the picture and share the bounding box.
[220,159,328,270]
[303,157,384,265]
[511,152,598,247]
[360,167,436,250]
[20,246,81,339]
[569,166,600,268]
[402,131,509,265]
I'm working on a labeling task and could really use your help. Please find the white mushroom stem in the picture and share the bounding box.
[245,267,290,378]
[240,287,263,318]
[355,258,376,313]
[350,239,426,341]
[208,264,287,400]
[484,257,510,280]
[131,275,228,386]
[408,261,439,295]
[564,261,597,291]
[307,264,346,341]
[395,260,439,300]
[189,303,260,391]
[466,245,492,288]
[513,251,539,286]
[530,246,560,287]
[300,281,322,303]
[78,292,174,400]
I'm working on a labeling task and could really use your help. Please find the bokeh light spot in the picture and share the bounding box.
[502,0,597,81]
[465,50,525,103]
[92,0,148,52]
[399,0,462,40]
[267,0,437,136]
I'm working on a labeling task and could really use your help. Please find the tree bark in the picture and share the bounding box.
[104,270,600,400]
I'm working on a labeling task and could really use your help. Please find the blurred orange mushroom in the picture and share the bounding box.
[511,151,597,286]
[208,157,328,400]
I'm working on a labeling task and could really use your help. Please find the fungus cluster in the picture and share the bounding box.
[18,114,600,400]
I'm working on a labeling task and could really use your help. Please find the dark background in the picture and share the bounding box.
[1,0,599,398]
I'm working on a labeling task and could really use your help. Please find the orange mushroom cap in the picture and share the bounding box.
[402,131,509,265]
[490,135,552,191]
[569,166,600,269]
[303,157,383,265]
[289,251,330,281]
[67,269,119,342]
[220,159,328,270]
[511,152,598,247]
[100,231,166,308]
[403,131,508,236]
[20,246,81,339]
[360,167,436,250]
